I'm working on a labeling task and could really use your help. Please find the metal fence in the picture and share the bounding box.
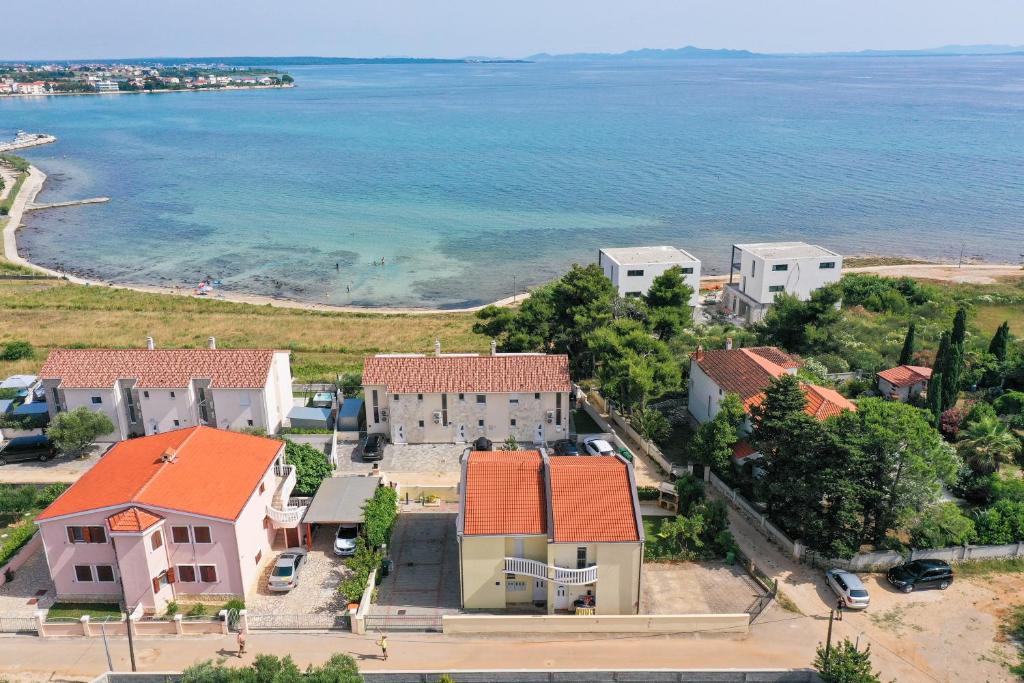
[245,612,349,631]
[363,613,442,632]
[0,614,37,633]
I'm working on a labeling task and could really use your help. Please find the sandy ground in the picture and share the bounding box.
[0,450,104,484]
[641,561,765,615]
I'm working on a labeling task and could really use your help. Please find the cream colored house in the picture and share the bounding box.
[362,343,572,445]
[457,450,644,615]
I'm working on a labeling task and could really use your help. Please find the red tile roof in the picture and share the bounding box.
[548,457,640,543]
[463,451,547,536]
[731,441,759,461]
[37,427,283,522]
[877,365,932,388]
[802,384,858,420]
[40,348,279,388]
[107,507,163,533]
[692,347,799,401]
[363,354,571,394]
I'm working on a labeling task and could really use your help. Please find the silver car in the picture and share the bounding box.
[267,549,307,592]
[583,438,615,456]
[825,568,870,609]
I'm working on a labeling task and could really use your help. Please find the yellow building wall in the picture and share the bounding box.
[461,536,506,609]
[547,541,642,615]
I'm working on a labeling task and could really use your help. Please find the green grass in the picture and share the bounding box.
[571,409,603,434]
[47,602,123,621]
[953,558,1024,578]
[973,303,1024,337]
[0,171,26,215]
[643,516,663,539]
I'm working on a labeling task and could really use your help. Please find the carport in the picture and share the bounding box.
[300,475,382,550]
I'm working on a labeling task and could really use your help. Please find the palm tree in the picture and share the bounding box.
[958,415,1022,474]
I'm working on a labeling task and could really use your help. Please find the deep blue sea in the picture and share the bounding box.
[2,58,1023,308]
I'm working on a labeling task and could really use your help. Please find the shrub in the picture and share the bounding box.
[38,483,69,507]
[187,603,208,617]
[674,474,705,515]
[46,407,115,457]
[636,486,660,501]
[223,598,245,612]
[284,440,332,496]
[339,538,383,603]
[182,653,362,683]
[814,354,850,373]
[0,340,34,361]
[909,502,977,548]
[975,499,1024,545]
[994,391,1024,416]
[164,601,179,617]
[0,484,39,515]
[0,523,36,566]
[363,486,398,547]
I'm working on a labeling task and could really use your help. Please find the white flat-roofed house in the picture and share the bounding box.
[95,80,119,92]
[15,81,47,95]
[722,242,842,324]
[362,341,572,445]
[598,246,701,305]
[39,339,293,442]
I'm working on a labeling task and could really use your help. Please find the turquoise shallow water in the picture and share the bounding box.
[2,58,1023,308]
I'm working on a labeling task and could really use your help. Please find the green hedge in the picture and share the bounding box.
[0,524,36,567]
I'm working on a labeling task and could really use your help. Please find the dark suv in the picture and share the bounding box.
[0,435,57,465]
[886,559,953,593]
[361,433,385,462]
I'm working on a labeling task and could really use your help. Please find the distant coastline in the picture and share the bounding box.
[0,83,294,99]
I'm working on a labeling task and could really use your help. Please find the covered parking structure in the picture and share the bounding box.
[300,475,382,549]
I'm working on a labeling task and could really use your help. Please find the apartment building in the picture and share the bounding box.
[598,246,701,304]
[39,339,293,441]
[362,343,572,445]
[722,242,842,323]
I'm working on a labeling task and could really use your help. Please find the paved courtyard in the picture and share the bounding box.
[245,529,351,616]
[0,547,55,615]
[0,447,107,484]
[335,442,464,485]
[641,560,766,615]
[370,511,460,617]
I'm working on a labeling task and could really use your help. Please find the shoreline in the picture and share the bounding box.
[0,84,294,99]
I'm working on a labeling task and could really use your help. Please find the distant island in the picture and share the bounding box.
[527,43,1024,61]
[528,46,759,61]
[0,61,294,96]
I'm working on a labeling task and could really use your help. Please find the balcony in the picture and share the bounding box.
[503,557,597,586]
[266,465,305,528]
[266,503,307,528]
[273,464,296,506]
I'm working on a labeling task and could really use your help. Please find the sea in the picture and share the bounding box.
[2,57,1023,309]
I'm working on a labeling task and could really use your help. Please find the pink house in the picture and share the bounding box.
[35,427,308,613]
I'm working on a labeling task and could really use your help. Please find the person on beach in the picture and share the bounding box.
[376,633,388,661]
[335,262,339,270]
[237,630,247,657]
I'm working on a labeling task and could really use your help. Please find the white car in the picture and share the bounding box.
[583,438,615,456]
[825,568,870,609]
[334,524,359,556]
[267,549,306,592]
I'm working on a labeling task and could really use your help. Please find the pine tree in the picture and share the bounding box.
[941,308,967,410]
[928,331,950,415]
[989,321,1010,362]
[898,323,916,366]
[750,374,808,447]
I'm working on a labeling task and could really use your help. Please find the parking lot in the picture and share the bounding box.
[0,547,55,615]
[370,511,460,617]
[245,527,352,616]
[641,560,767,615]
[0,448,106,484]
[335,442,464,484]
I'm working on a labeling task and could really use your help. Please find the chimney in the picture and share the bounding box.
[725,337,733,351]
[490,340,497,356]
[160,447,177,463]
[208,336,217,350]
[434,339,442,357]
[145,336,155,350]
[695,345,704,361]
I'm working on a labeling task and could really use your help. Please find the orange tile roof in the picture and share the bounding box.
[37,427,283,522]
[107,506,163,533]
[745,382,857,421]
[548,456,640,543]
[877,365,932,388]
[463,451,547,536]
[40,348,279,388]
[363,354,571,394]
[732,441,759,461]
[692,347,799,401]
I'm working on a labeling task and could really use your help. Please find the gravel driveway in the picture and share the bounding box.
[245,530,351,616]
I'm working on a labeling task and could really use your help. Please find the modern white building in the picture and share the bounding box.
[95,80,119,92]
[39,339,293,441]
[722,242,842,323]
[597,246,701,305]
[362,342,572,445]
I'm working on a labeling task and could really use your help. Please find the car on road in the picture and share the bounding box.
[886,559,953,593]
[825,569,870,609]
[334,524,359,556]
[582,437,615,456]
[362,433,385,462]
[0,435,57,465]
[551,439,580,456]
[267,549,307,592]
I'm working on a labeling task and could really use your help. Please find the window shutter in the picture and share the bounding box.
[152,576,161,594]
[67,528,75,543]
[83,527,92,543]
[166,567,176,584]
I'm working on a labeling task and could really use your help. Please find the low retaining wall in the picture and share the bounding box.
[0,532,41,587]
[810,541,1024,572]
[397,484,460,504]
[350,569,377,635]
[442,613,749,635]
[37,612,227,638]
[92,670,821,683]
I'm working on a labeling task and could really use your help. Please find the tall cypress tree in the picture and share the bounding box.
[898,323,916,366]
[941,308,967,410]
[989,321,1010,362]
[928,331,950,416]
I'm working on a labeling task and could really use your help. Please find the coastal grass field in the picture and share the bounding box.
[0,276,484,382]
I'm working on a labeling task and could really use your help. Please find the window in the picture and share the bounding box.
[169,391,176,398]
[476,395,486,404]
[478,419,485,427]
[143,391,150,399]
[556,393,563,425]
[625,291,642,297]
[819,261,836,269]
[67,526,106,544]
[95,565,115,582]
[171,526,190,544]
[458,393,465,401]
[418,420,424,428]
[255,550,262,565]
[393,394,399,401]
[576,547,588,569]
[509,397,519,406]
[771,264,789,271]
[239,392,251,407]
[199,565,218,583]
[626,269,644,277]
[177,565,197,583]
[150,530,163,551]
[510,418,517,427]
[192,526,212,544]
[74,565,93,582]
[681,267,694,274]
[172,420,180,427]
[371,390,379,424]
[768,285,785,293]
[506,580,527,592]
[751,261,756,277]
[441,394,448,426]
[417,393,423,401]
[534,392,540,400]
[90,396,103,404]
[124,388,138,423]
[247,420,253,426]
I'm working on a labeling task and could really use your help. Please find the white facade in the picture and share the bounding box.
[95,80,119,92]
[686,361,724,424]
[598,246,701,305]
[723,242,842,323]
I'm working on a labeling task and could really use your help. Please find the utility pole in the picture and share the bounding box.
[513,275,517,303]
[824,608,836,677]
[958,242,965,269]
[125,606,137,672]
[100,620,114,672]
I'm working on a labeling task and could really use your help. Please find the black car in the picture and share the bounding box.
[473,436,493,452]
[362,433,385,462]
[886,559,953,593]
[551,439,580,456]
[0,435,57,465]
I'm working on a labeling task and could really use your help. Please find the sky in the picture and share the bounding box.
[2,0,1023,60]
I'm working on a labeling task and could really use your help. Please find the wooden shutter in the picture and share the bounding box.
[152,576,161,594]
[83,527,92,543]
[67,527,76,543]
[166,567,176,584]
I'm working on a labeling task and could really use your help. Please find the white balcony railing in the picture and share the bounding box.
[273,465,296,506]
[503,557,597,586]
[266,503,307,528]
